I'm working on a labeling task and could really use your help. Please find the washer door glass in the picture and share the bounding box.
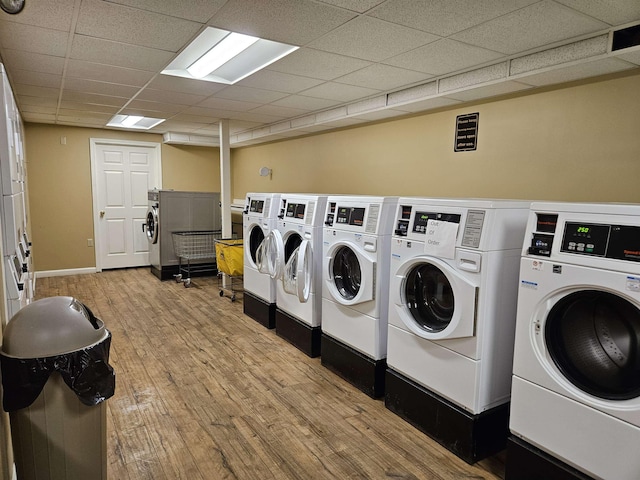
[283,240,312,302]
[545,290,640,400]
[248,225,265,266]
[257,230,285,278]
[145,207,158,244]
[405,263,454,333]
[332,245,361,300]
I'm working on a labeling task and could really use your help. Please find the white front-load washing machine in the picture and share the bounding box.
[385,197,530,463]
[321,195,398,398]
[257,194,328,356]
[243,192,281,329]
[507,202,640,480]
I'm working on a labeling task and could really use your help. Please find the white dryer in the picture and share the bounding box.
[507,202,640,480]
[385,197,530,463]
[243,193,281,329]
[321,195,398,398]
[258,194,328,356]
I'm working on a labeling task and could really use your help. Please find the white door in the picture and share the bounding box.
[90,139,161,271]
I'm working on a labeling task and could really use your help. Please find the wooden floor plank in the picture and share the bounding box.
[35,268,504,480]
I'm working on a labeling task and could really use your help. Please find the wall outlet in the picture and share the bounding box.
[87,239,94,247]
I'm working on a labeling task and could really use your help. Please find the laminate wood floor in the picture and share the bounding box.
[35,268,505,480]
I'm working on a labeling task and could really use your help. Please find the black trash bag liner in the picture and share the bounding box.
[0,332,115,412]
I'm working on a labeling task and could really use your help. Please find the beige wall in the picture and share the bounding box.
[24,71,640,272]
[232,71,640,204]
[24,125,220,271]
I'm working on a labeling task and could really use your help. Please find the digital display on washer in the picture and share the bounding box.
[560,222,609,256]
[250,200,264,213]
[286,203,306,219]
[413,211,461,234]
[336,207,365,226]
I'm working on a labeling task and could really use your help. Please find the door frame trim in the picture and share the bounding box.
[89,138,162,272]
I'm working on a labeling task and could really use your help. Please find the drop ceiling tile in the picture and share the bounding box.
[70,35,175,72]
[442,80,532,102]
[250,104,309,117]
[66,60,155,87]
[451,1,609,55]
[124,100,185,115]
[0,0,75,31]
[13,84,60,99]
[61,91,128,107]
[214,85,289,103]
[196,97,263,112]
[439,63,508,93]
[170,113,222,124]
[8,70,62,89]
[555,0,640,26]
[63,78,140,98]
[17,96,58,108]
[155,120,210,132]
[515,57,637,86]
[135,88,206,106]
[309,16,439,62]
[336,63,432,90]
[0,21,68,57]
[227,120,265,132]
[316,0,386,13]
[369,0,538,37]
[266,48,372,81]
[350,108,409,122]
[59,101,120,114]
[300,81,380,102]
[105,0,228,23]
[384,39,504,76]
[224,110,287,124]
[57,110,112,121]
[615,48,640,66]
[0,50,65,76]
[209,0,356,45]
[237,70,325,94]
[20,104,57,115]
[21,113,56,123]
[150,75,226,96]
[270,95,340,110]
[76,0,202,52]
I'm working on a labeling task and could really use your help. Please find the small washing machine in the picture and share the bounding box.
[321,195,398,398]
[385,197,530,463]
[144,190,221,280]
[257,194,328,356]
[507,202,640,480]
[243,192,281,329]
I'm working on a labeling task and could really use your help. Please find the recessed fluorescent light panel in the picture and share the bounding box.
[107,115,165,130]
[162,27,299,84]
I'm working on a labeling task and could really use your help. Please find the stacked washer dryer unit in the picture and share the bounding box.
[243,193,281,329]
[257,194,328,356]
[0,63,32,323]
[145,190,221,280]
[321,195,398,398]
[385,198,530,463]
[507,202,640,480]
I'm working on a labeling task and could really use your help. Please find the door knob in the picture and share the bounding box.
[100,211,105,218]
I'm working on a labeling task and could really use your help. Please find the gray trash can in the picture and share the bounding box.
[0,296,115,480]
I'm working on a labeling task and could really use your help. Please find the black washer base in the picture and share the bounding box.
[321,333,386,398]
[384,368,509,464]
[275,308,321,357]
[243,291,276,329]
[505,436,595,480]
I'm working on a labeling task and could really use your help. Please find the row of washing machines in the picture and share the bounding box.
[242,193,640,480]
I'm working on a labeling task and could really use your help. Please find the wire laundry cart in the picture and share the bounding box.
[172,230,222,287]
[214,238,243,301]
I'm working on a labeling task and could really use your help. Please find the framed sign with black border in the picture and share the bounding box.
[454,113,479,152]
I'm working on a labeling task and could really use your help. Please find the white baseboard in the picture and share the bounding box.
[35,267,97,278]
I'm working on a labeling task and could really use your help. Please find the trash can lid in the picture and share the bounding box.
[1,296,109,358]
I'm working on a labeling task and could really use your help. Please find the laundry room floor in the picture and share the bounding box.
[36,268,505,479]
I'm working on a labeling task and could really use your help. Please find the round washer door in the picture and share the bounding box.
[283,239,312,302]
[246,224,266,269]
[544,290,640,400]
[391,256,476,340]
[256,229,285,278]
[325,241,374,306]
[145,206,158,244]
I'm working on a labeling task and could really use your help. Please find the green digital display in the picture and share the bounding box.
[577,226,589,233]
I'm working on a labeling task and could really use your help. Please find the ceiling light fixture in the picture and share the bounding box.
[107,114,165,130]
[187,32,259,79]
[162,27,299,85]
